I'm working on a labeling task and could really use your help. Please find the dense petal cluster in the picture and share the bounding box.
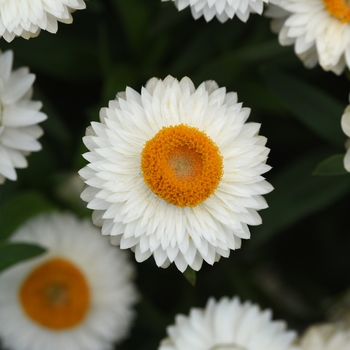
[341,101,350,172]
[0,50,47,184]
[299,323,350,350]
[266,0,350,75]
[159,296,300,350]
[79,76,273,272]
[0,0,86,42]
[162,0,269,22]
[0,212,137,350]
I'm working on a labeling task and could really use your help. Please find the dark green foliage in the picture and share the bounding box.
[0,1,350,349]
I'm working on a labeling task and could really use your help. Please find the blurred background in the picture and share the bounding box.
[0,0,350,349]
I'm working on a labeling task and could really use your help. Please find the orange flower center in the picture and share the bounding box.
[141,124,223,207]
[324,0,350,22]
[19,258,90,330]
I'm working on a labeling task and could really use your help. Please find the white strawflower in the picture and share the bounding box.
[159,296,300,350]
[0,212,137,350]
[266,0,350,75]
[299,323,350,350]
[0,0,86,42]
[0,50,47,184]
[79,76,273,272]
[162,0,269,22]
[341,102,350,172]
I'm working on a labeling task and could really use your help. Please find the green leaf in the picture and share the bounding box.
[253,149,350,246]
[260,67,344,148]
[2,30,100,81]
[183,267,196,286]
[111,0,151,54]
[313,154,349,176]
[0,191,57,241]
[0,243,46,273]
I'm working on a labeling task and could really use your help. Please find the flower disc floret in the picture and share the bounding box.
[141,124,223,207]
[0,212,137,350]
[20,258,90,330]
[324,0,350,22]
[79,75,273,272]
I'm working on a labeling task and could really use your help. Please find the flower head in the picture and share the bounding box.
[162,0,269,22]
[0,212,137,350]
[79,76,273,272]
[341,101,350,172]
[299,323,350,350]
[266,0,350,74]
[0,0,86,42]
[0,50,47,184]
[159,296,300,350]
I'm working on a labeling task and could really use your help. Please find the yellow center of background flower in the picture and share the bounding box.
[141,124,223,207]
[19,258,90,330]
[324,0,350,22]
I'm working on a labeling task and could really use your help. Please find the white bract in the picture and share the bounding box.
[159,296,300,350]
[0,50,47,184]
[300,323,350,350]
[0,212,137,350]
[79,76,273,272]
[0,0,86,42]
[341,101,350,172]
[266,0,350,75]
[162,0,269,22]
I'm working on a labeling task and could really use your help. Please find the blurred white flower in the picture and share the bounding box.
[159,296,300,350]
[0,50,47,184]
[0,0,86,42]
[0,212,137,350]
[299,323,350,350]
[79,75,273,272]
[341,103,350,172]
[266,0,350,75]
[162,0,269,22]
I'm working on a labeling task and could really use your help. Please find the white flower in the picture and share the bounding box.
[0,212,137,350]
[159,296,300,350]
[299,323,350,350]
[0,50,47,184]
[0,0,86,42]
[79,76,273,272]
[341,102,350,172]
[162,0,269,22]
[266,0,350,75]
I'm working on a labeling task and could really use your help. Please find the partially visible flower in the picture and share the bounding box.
[0,0,86,42]
[0,212,137,350]
[79,76,273,272]
[341,103,350,172]
[0,50,47,184]
[159,296,300,350]
[299,323,350,350]
[162,0,269,23]
[266,0,350,75]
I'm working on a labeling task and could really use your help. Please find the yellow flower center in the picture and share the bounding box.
[324,0,350,22]
[19,258,90,330]
[141,124,223,207]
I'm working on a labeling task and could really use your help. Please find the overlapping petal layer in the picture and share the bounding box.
[267,0,350,74]
[162,0,269,22]
[79,76,273,272]
[0,0,86,42]
[0,50,47,184]
[159,296,300,350]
